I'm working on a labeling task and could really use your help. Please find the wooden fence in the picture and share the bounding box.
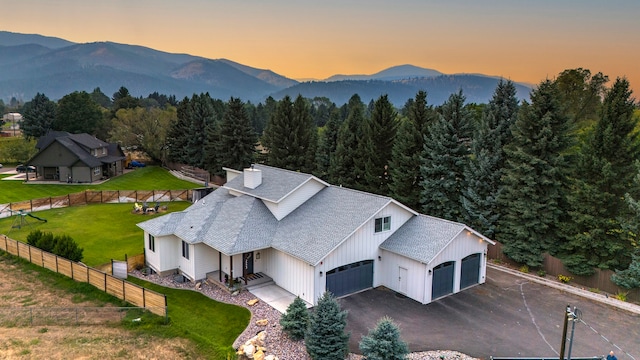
[0,235,167,317]
[0,189,193,219]
[488,241,640,303]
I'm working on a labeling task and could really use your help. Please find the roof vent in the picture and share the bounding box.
[244,167,262,189]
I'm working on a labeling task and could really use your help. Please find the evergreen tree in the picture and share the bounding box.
[185,93,217,168]
[52,234,84,262]
[356,95,398,195]
[561,78,639,275]
[262,95,317,172]
[461,80,519,238]
[53,91,102,134]
[316,108,342,180]
[204,97,256,176]
[329,94,366,187]
[613,164,640,289]
[280,296,310,341]
[420,91,473,221]
[21,93,57,139]
[496,80,572,267]
[389,91,436,210]
[112,86,140,111]
[90,87,112,108]
[305,291,349,360]
[359,316,409,360]
[167,97,192,164]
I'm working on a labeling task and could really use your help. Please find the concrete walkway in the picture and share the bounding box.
[248,283,312,313]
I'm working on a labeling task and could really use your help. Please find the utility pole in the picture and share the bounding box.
[559,304,571,360]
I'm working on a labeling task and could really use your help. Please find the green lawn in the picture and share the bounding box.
[0,202,191,266]
[0,166,199,203]
[128,277,251,359]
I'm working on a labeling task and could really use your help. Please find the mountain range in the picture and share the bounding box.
[0,31,532,107]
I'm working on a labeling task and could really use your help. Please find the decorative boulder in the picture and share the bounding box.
[247,298,260,306]
[256,318,269,326]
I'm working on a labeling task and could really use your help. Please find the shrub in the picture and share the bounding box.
[359,316,409,360]
[280,296,310,340]
[305,291,349,360]
[52,234,83,262]
[26,229,44,247]
[519,265,529,273]
[537,270,546,277]
[614,291,628,302]
[557,274,572,283]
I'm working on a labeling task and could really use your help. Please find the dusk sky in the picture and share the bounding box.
[3,0,640,95]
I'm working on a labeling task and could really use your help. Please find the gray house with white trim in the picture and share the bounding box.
[138,165,494,305]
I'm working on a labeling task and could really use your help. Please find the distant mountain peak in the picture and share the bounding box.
[325,64,443,82]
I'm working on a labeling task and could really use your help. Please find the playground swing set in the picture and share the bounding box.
[7,209,48,235]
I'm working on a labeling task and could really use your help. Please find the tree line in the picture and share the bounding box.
[12,68,640,286]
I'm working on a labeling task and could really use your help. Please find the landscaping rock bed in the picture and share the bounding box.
[131,270,479,360]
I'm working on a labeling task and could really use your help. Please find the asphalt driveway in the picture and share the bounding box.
[340,266,640,359]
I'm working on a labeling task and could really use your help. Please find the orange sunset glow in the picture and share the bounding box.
[2,0,639,95]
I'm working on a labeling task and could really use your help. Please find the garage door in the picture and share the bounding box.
[431,261,454,299]
[326,260,374,297]
[460,253,481,289]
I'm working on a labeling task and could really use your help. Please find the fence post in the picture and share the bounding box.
[50,196,52,209]
[30,199,33,212]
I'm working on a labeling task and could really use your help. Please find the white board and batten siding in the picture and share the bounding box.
[192,244,219,281]
[263,179,325,220]
[219,253,245,281]
[318,203,414,299]
[262,249,315,305]
[378,249,429,303]
[178,242,195,281]
[145,233,181,275]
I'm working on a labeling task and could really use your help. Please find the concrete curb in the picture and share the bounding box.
[488,263,640,315]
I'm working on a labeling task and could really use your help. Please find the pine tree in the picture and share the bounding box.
[204,97,256,176]
[305,291,350,360]
[167,97,192,164]
[316,108,342,180]
[420,91,473,221]
[185,93,217,169]
[561,78,639,275]
[497,80,572,267]
[462,80,519,238]
[613,163,640,289]
[356,95,398,195]
[262,95,317,172]
[329,94,366,187]
[389,91,436,210]
[21,93,57,139]
[280,296,310,340]
[359,316,409,360]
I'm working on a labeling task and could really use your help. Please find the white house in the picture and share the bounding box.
[137,165,494,306]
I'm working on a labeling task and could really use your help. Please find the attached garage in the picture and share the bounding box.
[326,260,374,297]
[460,253,481,289]
[431,261,455,299]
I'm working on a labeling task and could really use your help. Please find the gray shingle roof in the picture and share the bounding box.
[223,164,328,203]
[138,184,393,264]
[380,215,466,264]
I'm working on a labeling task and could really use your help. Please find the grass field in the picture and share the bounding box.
[0,253,249,359]
[0,202,191,266]
[0,166,199,203]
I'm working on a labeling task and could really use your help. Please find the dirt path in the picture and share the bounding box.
[0,256,197,359]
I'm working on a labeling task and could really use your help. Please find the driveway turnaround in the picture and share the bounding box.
[340,266,640,359]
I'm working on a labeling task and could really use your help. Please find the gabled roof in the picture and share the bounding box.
[380,215,494,264]
[29,132,125,167]
[138,179,397,265]
[223,164,330,203]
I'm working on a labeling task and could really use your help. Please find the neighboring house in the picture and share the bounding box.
[137,165,494,306]
[27,131,126,183]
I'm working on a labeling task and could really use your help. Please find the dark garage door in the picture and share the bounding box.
[460,253,481,289]
[432,261,454,299]
[326,260,374,298]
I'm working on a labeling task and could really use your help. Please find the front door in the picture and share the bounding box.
[243,252,254,277]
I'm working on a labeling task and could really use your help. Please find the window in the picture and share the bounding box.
[102,147,106,155]
[93,167,101,175]
[148,234,155,252]
[375,216,391,233]
[182,240,190,259]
